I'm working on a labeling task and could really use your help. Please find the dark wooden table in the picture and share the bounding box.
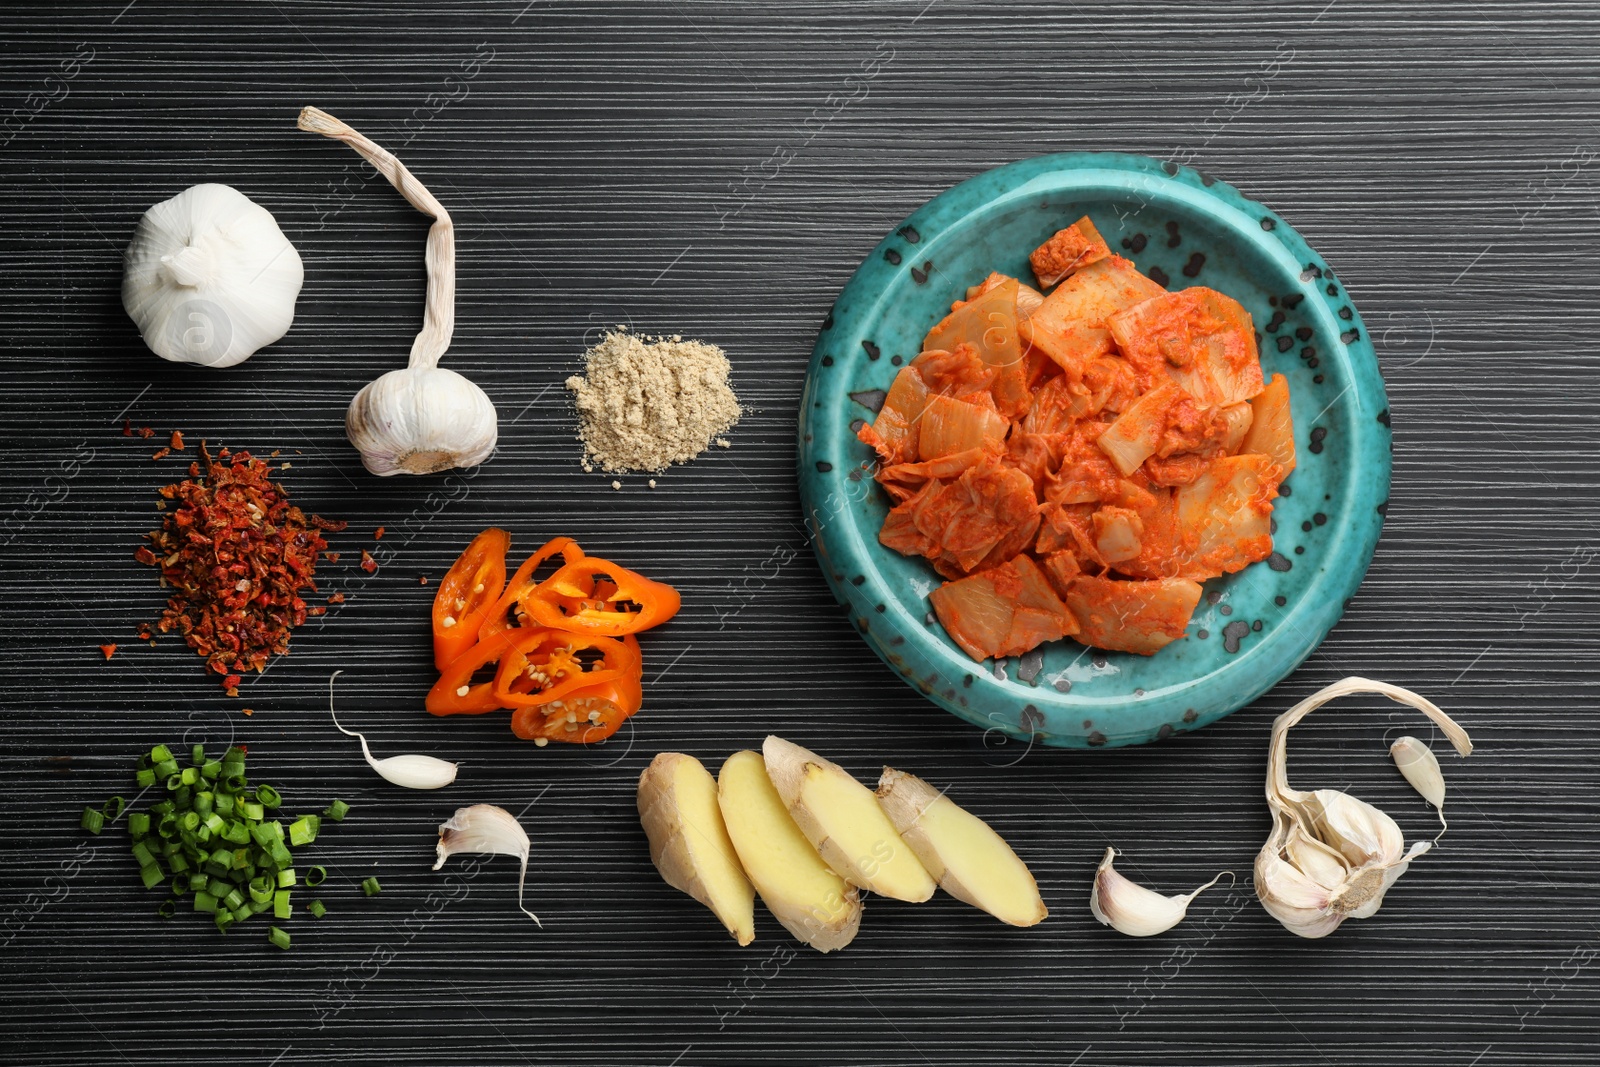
[4,2,1596,1064]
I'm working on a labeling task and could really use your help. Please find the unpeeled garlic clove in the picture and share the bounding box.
[1090,847,1228,937]
[1391,735,1447,809]
[434,803,540,924]
[1255,677,1471,939]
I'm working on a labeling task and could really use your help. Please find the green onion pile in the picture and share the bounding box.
[82,744,352,950]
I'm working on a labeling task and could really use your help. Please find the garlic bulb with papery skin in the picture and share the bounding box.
[297,106,498,476]
[1254,678,1473,939]
[122,183,303,367]
[346,366,497,476]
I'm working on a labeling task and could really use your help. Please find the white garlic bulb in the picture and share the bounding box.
[298,106,498,476]
[122,183,303,368]
[345,366,497,475]
[1254,677,1472,939]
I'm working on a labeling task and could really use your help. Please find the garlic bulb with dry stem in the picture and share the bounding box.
[1091,847,1229,937]
[122,183,303,367]
[1255,677,1473,939]
[297,106,498,476]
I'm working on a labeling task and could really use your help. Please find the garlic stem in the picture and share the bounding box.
[327,670,459,790]
[159,244,210,288]
[296,106,455,371]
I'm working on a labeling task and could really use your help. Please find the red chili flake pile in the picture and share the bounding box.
[135,443,346,694]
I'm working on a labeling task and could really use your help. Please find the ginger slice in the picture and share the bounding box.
[637,752,756,945]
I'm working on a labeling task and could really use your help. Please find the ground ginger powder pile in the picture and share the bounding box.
[566,329,742,474]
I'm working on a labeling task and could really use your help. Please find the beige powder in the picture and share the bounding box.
[566,329,741,474]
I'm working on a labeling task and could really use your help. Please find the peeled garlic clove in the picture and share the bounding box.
[1255,677,1472,939]
[328,671,459,789]
[1090,847,1227,937]
[434,803,540,925]
[122,183,303,367]
[345,365,497,476]
[1391,735,1447,810]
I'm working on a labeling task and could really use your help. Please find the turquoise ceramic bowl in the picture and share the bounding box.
[797,153,1391,748]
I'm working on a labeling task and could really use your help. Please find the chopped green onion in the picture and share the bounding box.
[167,853,190,875]
[155,758,180,778]
[135,768,157,788]
[193,890,219,913]
[214,911,235,934]
[307,899,326,919]
[254,784,282,809]
[222,888,244,911]
[130,840,156,869]
[201,760,221,781]
[150,744,173,765]
[202,813,225,836]
[240,800,264,820]
[164,773,183,791]
[157,814,179,839]
[222,820,251,846]
[157,899,177,919]
[139,864,165,889]
[80,806,105,834]
[274,890,291,919]
[193,792,214,816]
[102,796,126,820]
[289,816,317,847]
[128,812,151,837]
[188,872,208,891]
[324,799,350,822]
[213,793,234,815]
[180,766,199,786]
[231,848,251,871]
[268,926,291,950]
[268,843,293,869]
[234,904,254,922]
[362,877,382,897]
[305,865,327,887]
[223,774,247,794]
[191,744,206,766]
[276,868,296,888]
[249,876,274,905]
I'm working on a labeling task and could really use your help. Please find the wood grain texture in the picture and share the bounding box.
[3,1,1598,1064]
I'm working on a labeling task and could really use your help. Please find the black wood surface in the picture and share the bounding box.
[3,2,1597,1064]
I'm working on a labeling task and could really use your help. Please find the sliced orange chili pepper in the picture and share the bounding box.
[431,528,510,670]
[507,635,642,744]
[519,557,681,637]
[478,537,586,643]
[425,630,521,715]
[491,629,640,710]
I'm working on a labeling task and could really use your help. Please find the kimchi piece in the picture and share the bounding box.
[858,213,1295,662]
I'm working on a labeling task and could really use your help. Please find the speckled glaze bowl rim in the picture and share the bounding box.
[798,151,1391,747]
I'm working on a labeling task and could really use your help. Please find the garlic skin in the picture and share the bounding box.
[1255,678,1472,939]
[345,365,497,476]
[1090,847,1227,937]
[434,803,540,924]
[122,184,303,368]
[298,106,499,477]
